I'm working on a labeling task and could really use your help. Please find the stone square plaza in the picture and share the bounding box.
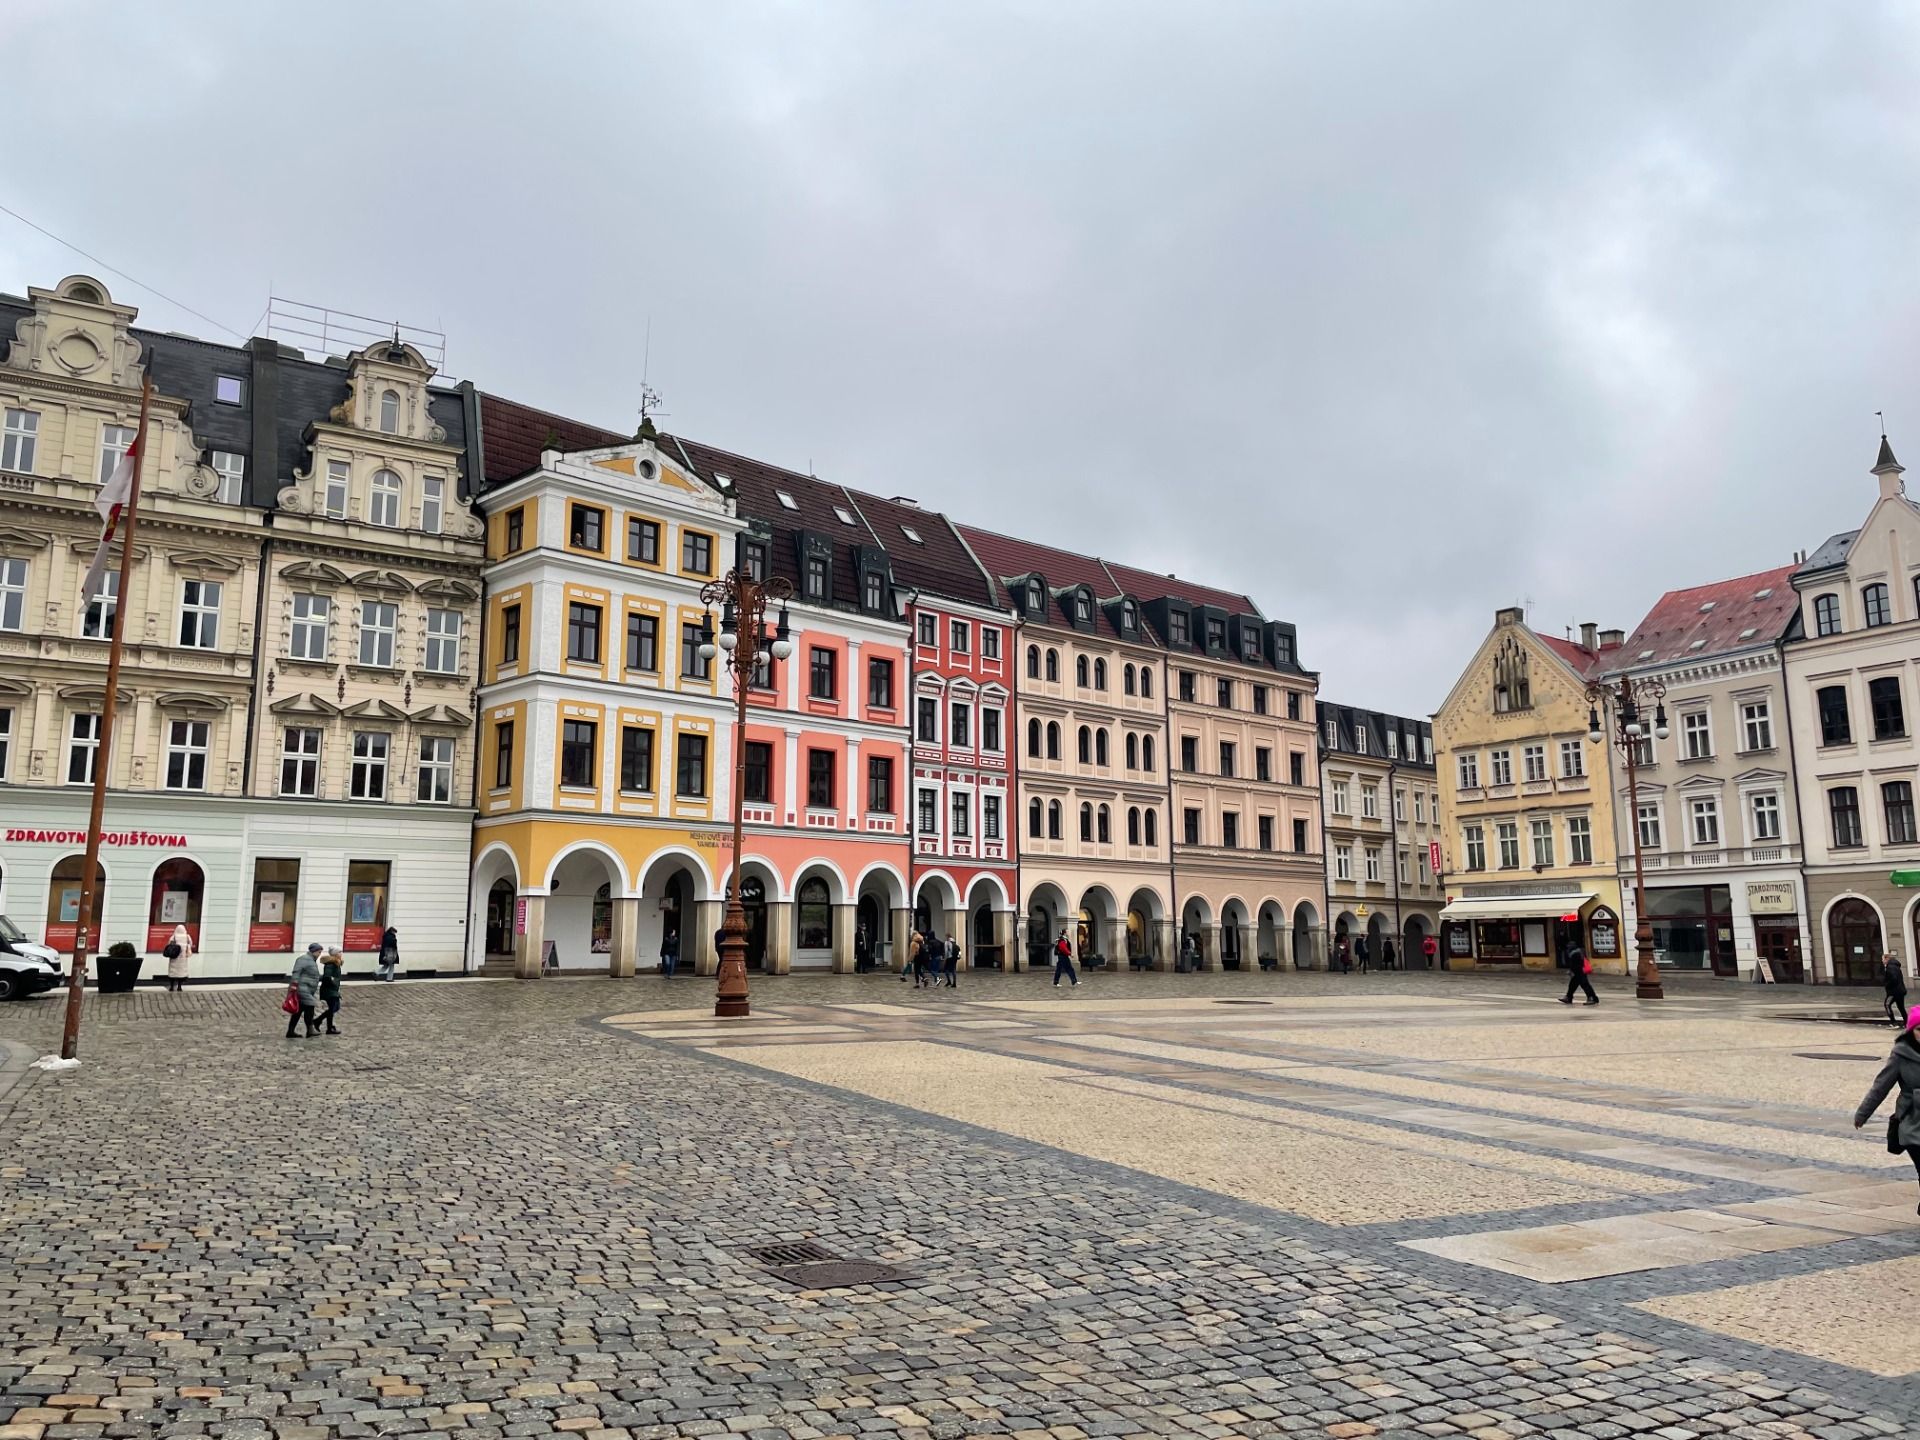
[1,970,1916,1440]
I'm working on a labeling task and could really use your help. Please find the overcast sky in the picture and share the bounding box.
[6,2,1918,713]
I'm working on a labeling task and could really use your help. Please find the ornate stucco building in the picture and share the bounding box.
[1318,702,1440,967]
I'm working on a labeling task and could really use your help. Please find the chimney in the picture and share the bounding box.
[890,495,921,508]
[1495,605,1524,627]
[1579,621,1598,651]
[1599,628,1626,648]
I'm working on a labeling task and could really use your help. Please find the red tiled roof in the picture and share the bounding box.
[1099,557,1258,617]
[957,525,1142,640]
[478,394,626,487]
[1617,564,1799,667]
[842,488,995,608]
[1537,633,1611,676]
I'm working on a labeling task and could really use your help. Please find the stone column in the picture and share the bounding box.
[1199,924,1222,971]
[1153,918,1177,972]
[945,908,967,969]
[1105,918,1128,971]
[831,902,856,973]
[609,897,639,978]
[692,898,723,976]
[991,908,1014,970]
[891,906,913,972]
[766,900,794,975]
[513,894,546,980]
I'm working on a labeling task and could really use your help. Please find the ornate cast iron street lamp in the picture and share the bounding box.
[1586,674,1668,1001]
[698,568,794,1017]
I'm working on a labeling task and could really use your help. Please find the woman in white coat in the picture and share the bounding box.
[164,924,193,992]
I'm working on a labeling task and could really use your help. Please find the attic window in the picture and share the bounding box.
[833,506,857,526]
[1688,639,1707,650]
[776,490,798,510]
[215,375,244,406]
[1638,649,1655,660]
[1698,601,1716,613]
[900,524,923,544]
[1739,627,1758,640]
[1753,588,1773,599]
[67,282,104,304]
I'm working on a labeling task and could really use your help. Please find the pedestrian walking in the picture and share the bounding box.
[854,923,871,974]
[316,950,343,1035]
[943,933,960,988]
[1355,935,1371,973]
[162,923,192,992]
[1422,933,1439,969]
[1335,935,1351,974]
[1179,932,1197,974]
[1853,1004,1920,1216]
[377,925,400,982]
[1382,939,1397,971]
[1052,928,1079,988]
[1884,953,1909,1028]
[907,928,928,986]
[1559,943,1599,1005]
[661,927,679,979]
[285,943,323,1038]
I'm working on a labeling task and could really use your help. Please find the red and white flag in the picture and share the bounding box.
[79,430,142,606]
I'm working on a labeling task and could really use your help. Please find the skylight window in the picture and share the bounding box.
[1698,601,1716,612]
[776,490,798,510]
[833,506,857,526]
[1688,639,1707,650]
[1754,588,1773,599]
[900,524,923,544]
[1739,627,1758,640]
[1638,649,1655,660]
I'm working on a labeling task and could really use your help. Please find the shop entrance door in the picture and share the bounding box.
[1755,922,1804,984]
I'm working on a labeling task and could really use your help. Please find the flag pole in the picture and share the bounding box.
[60,375,154,1061]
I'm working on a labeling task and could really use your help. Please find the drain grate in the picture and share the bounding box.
[1793,1051,1882,1062]
[1213,999,1273,1006]
[743,1240,912,1289]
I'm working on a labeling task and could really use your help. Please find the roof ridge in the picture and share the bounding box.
[483,391,624,436]
[1646,563,1798,600]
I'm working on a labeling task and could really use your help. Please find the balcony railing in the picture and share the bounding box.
[1632,843,1801,870]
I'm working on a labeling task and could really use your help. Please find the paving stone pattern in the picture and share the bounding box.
[0,970,1913,1439]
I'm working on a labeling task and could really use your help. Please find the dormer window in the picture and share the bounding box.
[1274,628,1294,664]
[215,375,244,406]
[1025,579,1042,613]
[1205,617,1226,651]
[1121,600,1136,631]
[805,554,828,600]
[1168,610,1190,646]
[1073,591,1091,624]
[862,570,885,613]
[379,389,400,434]
[741,538,768,581]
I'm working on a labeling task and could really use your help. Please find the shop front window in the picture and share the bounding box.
[249,858,300,952]
[147,857,205,952]
[343,859,390,951]
[796,876,831,950]
[44,854,106,952]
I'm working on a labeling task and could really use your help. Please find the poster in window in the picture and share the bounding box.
[1445,923,1473,958]
[1589,907,1621,958]
[258,891,286,924]
[159,891,190,924]
[57,887,82,924]
[1521,921,1548,956]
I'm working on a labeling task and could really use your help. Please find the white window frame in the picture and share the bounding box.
[349,731,389,800]
[359,601,397,668]
[1364,845,1381,882]
[81,570,118,639]
[949,619,970,654]
[981,628,1000,660]
[280,726,321,797]
[1331,778,1350,815]
[1412,790,1424,823]
[379,389,401,434]
[0,556,24,631]
[211,450,245,504]
[98,424,135,484]
[1463,823,1485,871]
[1637,802,1664,851]
[1334,844,1352,881]
[1360,782,1378,819]
[66,711,101,785]
[421,474,445,535]
[1396,847,1408,884]
[369,469,402,528]
[1489,749,1512,786]
[1689,795,1721,846]
[1749,790,1782,842]
[1457,752,1479,789]
[1496,821,1520,869]
[164,718,210,792]
[1740,699,1773,752]
[1393,787,1406,822]
[424,607,461,675]
[324,460,350,518]
[1559,738,1585,778]
[178,579,222,649]
[1681,709,1712,761]
[1522,744,1546,782]
[290,593,329,661]
[416,735,455,803]
[2,407,39,472]
[916,612,937,646]
[1530,817,1553,867]
[1567,815,1592,865]
[950,787,972,838]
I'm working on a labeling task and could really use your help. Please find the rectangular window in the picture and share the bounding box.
[1353,727,1369,755]
[81,570,118,639]
[1690,797,1720,846]
[805,554,827,599]
[1256,746,1272,781]
[0,556,25,630]
[1,408,38,472]
[569,503,604,550]
[1463,824,1485,871]
[99,424,135,484]
[1258,815,1274,851]
[0,706,11,780]
[620,726,654,792]
[681,623,711,680]
[325,460,350,519]
[1559,738,1585,778]
[951,791,971,837]
[494,720,514,790]
[567,602,602,663]
[1289,752,1305,786]
[1830,786,1863,848]
[1567,815,1592,865]
[1185,808,1203,846]
[1385,727,1398,758]
[1866,584,1894,628]
[1682,710,1712,760]
[1637,802,1663,850]
[984,794,1001,839]
[247,858,302,951]
[290,593,328,660]
[1496,821,1520,869]
[918,697,939,744]
[421,474,444,534]
[681,531,713,574]
[949,619,969,653]
[1169,610,1190,645]
[625,612,658,673]
[742,740,773,803]
[1293,817,1309,852]
[1223,812,1240,849]
[424,608,461,674]
[742,539,767,581]
[1818,685,1851,746]
[178,578,222,648]
[1216,678,1233,709]
[862,570,885,613]
[1220,741,1236,778]
[279,726,320,796]
[1360,782,1377,818]
[1287,690,1302,720]
[952,702,971,749]
[360,600,397,667]
[1334,844,1352,881]
[504,506,525,553]
[1489,749,1511,786]
[1413,791,1424,822]
[215,374,244,406]
[1253,685,1268,715]
[1180,670,1197,702]
[807,749,834,808]
[1393,787,1406,821]
[983,708,1002,752]
[1741,700,1773,751]
[867,755,893,814]
[1523,744,1546,782]
[809,646,837,700]
[1457,752,1479,789]
[560,720,597,788]
[982,629,1000,660]
[349,731,389,799]
[1749,790,1781,841]
[1363,843,1379,879]
[627,516,660,563]
[866,656,894,709]
[1870,675,1906,740]
[919,787,939,835]
[1885,781,1916,846]
[211,450,245,504]
[498,603,522,667]
[344,861,390,947]
[1181,735,1200,772]
[164,719,210,791]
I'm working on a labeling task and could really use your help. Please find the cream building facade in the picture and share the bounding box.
[1318,702,1441,968]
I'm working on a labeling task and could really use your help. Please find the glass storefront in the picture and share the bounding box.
[1644,885,1734,973]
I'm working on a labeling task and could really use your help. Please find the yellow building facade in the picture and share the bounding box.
[1433,608,1627,974]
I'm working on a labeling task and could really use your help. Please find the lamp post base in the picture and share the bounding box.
[1633,923,1664,1001]
[715,899,751,1018]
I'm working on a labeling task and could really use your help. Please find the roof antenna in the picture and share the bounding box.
[1878,410,1886,438]
[636,318,666,441]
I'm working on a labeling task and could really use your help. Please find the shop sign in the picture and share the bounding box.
[343,924,383,952]
[4,827,189,846]
[1589,906,1622,959]
[1429,840,1442,875]
[249,923,295,953]
[145,922,201,952]
[1446,924,1473,958]
[515,897,528,935]
[1746,881,1796,915]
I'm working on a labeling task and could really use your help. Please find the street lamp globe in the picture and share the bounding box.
[1586,706,1602,745]
[1653,704,1670,741]
[717,628,737,652]
[770,636,794,660]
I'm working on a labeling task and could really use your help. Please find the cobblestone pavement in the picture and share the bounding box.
[0,968,1915,1440]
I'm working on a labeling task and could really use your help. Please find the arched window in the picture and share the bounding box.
[1076,655,1089,687]
[1128,807,1141,846]
[1813,593,1841,637]
[1863,583,1892,628]
[1144,809,1157,847]
[1046,722,1061,760]
[379,388,400,434]
[1029,797,1042,837]
[1140,667,1153,698]
[45,854,106,951]
[1077,726,1091,765]
[1124,663,1136,695]
[1093,658,1107,690]
[1027,644,1040,678]
[1027,717,1041,757]
[1079,803,1093,842]
[369,468,402,528]
[1045,649,1059,682]
[1142,735,1156,772]
[1097,805,1110,844]
[1126,733,1138,770]
[1095,729,1109,767]
[1047,800,1062,839]
[797,876,832,950]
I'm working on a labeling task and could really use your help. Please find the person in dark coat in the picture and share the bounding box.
[660,928,679,979]
[1052,928,1078,988]
[854,923,871,974]
[1854,1005,1920,1213]
[1354,935,1370,973]
[286,944,323,1039]
[943,933,960,988]
[1559,943,1599,1005]
[316,951,343,1035]
[1382,939,1397,971]
[376,926,400,982]
[1884,954,1909,1026]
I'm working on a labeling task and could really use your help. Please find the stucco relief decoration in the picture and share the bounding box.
[1492,637,1531,713]
[276,483,309,514]
[50,328,105,376]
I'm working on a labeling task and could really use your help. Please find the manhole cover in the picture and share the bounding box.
[1213,999,1273,1006]
[742,1240,911,1288]
[1792,1052,1882,1062]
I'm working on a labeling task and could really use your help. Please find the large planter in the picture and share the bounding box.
[96,956,143,993]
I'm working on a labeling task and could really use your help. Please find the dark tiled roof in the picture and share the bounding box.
[478,393,625,488]
[1098,557,1259,618]
[1877,436,1902,471]
[843,488,995,608]
[1316,701,1434,768]
[1795,530,1859,576]
[1617,564,1799,667]
[956,525,1150,642]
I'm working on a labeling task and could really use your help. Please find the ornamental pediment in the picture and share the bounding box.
[269,693,343,716]
[1732,767,1789,785]
[0,527,52,551]
[410,702,471,726]
[281,560,351,587]
[349,568,415,596]
[1674,772,1726,791]
[156,690,230,713]
[416,577,480,603]
[168,549,245,575]
[341,698,412,720]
